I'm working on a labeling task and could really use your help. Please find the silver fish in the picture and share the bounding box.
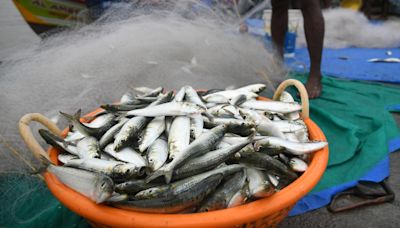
[173,87,186,102]
[99,118,128,149]
[289,157,308,172]
[47,164,114,204]
[64,158,145,180]
[147,138,168,172]
[115,174,223,214]
[77,136,100,159]
[197,171,247,212]
[238,151,298,181]
[254,137,328,155]
[38,129,78,156]
[147,125,227,183]
[60,110,116,138]
[126,102,204,117]
[173,140,251,180]
[168,116,190,160]
[64,131,85,143]
[246,168,275,198]
[136,86,163,98]
[203,94,229,104]
[184,86,206,109]
[84,114,115,128]
[139,116,165,153]
[240,100,302,114]
[256,119,286,139]
[135,173,223,200]
[113,116,148,151]
[190,114,204,139]
[236,84,266,93]
[115,179,159,194]
[57,153,78,164]
[104,144,147,167]
[271,120,307,133]
[106,193,129,203]
[120,92,136,105]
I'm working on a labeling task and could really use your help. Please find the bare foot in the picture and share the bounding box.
[305,74,322,99]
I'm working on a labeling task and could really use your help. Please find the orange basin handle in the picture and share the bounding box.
[272,79,309,119]
[18,113,62,162]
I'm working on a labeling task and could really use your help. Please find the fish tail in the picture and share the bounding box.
[59,111,74,121]
[38,129,63,145]
[60,109,81,122]
[145,168,173,184]
[31,150,52,175]
[74,109,82,120]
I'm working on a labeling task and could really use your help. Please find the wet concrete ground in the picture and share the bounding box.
[280,113,400,228]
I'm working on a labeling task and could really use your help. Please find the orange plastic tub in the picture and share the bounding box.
[19,79,329,228]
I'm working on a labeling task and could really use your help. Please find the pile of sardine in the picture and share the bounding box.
[39,84,328,213]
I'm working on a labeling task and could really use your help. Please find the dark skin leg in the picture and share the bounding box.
[300,0,324,98]
[271,0,289,57]
[271,0,324,98]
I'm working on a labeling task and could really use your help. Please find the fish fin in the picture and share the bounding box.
[59,111,74,121]
[145,168,173,184]
[202,112,214,122]
[31,152,52,175]
[74,109,82,120]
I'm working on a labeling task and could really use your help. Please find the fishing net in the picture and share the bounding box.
[0,1,285,226]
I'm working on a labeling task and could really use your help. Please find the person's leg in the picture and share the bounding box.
[271,0,290,57]
[300,0,324,98]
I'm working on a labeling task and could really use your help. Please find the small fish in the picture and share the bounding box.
[204,117,254,137]
[113,116,148,151]
[47,164,114,204]
[246,168,275,199]
[120,92,136,105]
[238,151,298,181]
[101,104,148,112]
[135,173,223,200]
[136,87,163,98]
[57,153,78,164]
[168,116,190,160]
[230,94,248,106]
[240,100,302,114]
[38,129,78,156]
[64,131,85,143]
[203,94,229,104]
[184,86,206,109]
[173,87,186,102]
[256,119,286,139]
[190,114,204,139]
[254,137,327,155]
[146,125,227,184]
[64,158,145,181]
[289,157,308,172]
[147,138,168,172]
[104,144,147,167]
[105,193,129,203]
[60,110,116,138]
[197,171,247,212]
[138,116,165,153]
[114,174,223,213]
[115,179,160,194]
[99,118,128,149]
[126,102,204,117]
[77,136,100,159]
[236,84,266,93]
[173,139,251,180]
